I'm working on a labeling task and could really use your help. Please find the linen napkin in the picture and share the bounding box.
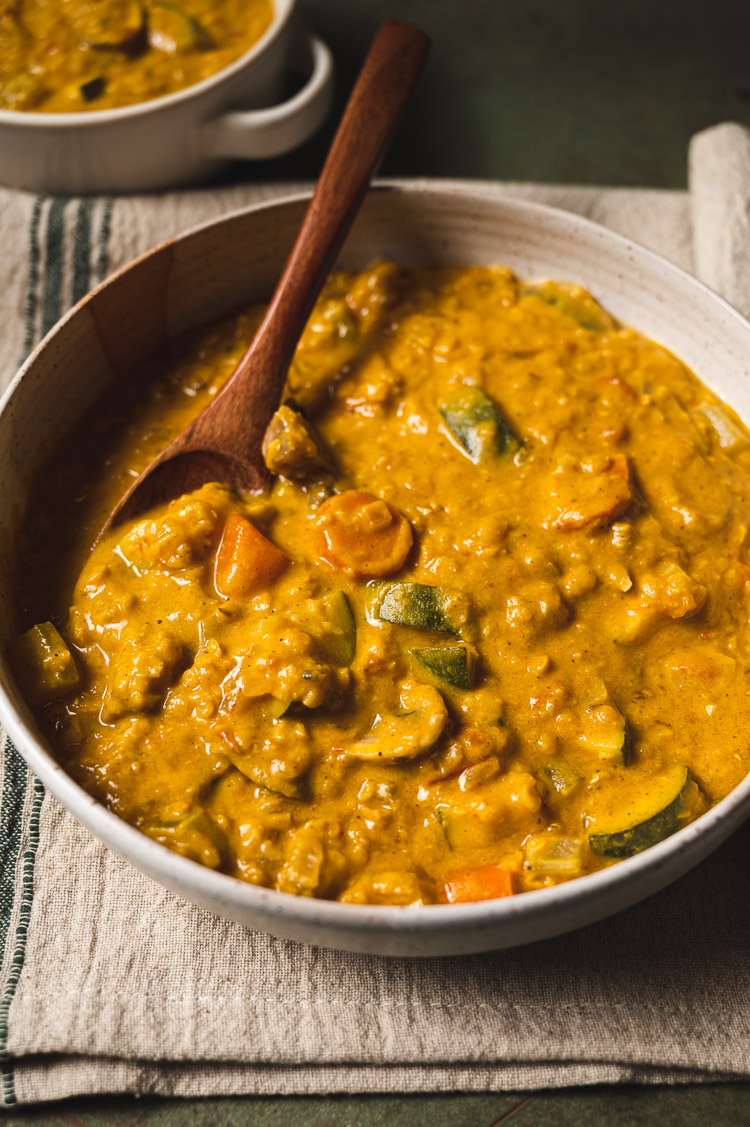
[1,122,749,1107]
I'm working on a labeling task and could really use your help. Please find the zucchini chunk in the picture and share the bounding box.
[147,0,212,52]
[589,766,704,860]
[350,682,447,761]
[224,746,308,800]
[17,622,80,703]
[316,590,356,666]
[143,808,226,868]
[367,581,469,635]
[521,281,617,332]
[0,72,48,111]
[438,387,520,463]
[63,0,146,49]
[539,760,582,798]
[409,644,476,690]
[80,76,107,102]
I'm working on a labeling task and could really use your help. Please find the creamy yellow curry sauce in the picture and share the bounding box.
[16,263,750,906]
[0,0,272,112]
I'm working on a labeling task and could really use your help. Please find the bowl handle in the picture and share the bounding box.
[202,30,334,161]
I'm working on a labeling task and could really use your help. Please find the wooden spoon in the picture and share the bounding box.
[102,19,430,535]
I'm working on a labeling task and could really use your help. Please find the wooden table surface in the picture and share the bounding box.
[14,0,750,1121]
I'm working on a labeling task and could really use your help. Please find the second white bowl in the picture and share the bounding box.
[0,0,334,194]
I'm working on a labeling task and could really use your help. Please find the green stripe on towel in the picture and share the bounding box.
[72,199,95,305]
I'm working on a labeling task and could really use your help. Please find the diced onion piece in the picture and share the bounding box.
[696,403,750,452]
[524,835,584,875]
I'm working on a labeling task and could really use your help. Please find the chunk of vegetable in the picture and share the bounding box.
[367,581,470,635]
[521,281,617,332]
[579,704,632,766]
[220,729,310,800]
[695,403,750,452]
[616,561,707,644]
[148,0,212,52]
[17,622,80,703]
[538,760,582,798]
[588,766,705,859]
[63,0,145,48]
[143,809,226,868]
[314,490,413,578]
[0,72,47,110]
[444,863,517,903]
[524,835,584,875]
[409,644,476,690]
[349,682,447,761]
[543,455,632,531]
[438,386,521,463]
[262,403,333,480]
[79,75,106,102]
[214,513,288,599]
[316,590,356,665]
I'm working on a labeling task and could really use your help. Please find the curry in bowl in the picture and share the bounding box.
[15,262,750,906]
[0,0,272,112]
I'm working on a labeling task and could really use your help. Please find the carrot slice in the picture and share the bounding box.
[214,513,288,598]
[444,864,517,903]
[314,489,413,578]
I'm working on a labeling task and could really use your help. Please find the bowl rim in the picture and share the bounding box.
[3,181,750,939]
[0,0,295,127]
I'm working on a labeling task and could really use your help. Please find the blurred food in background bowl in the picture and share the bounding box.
[0,0,333,193]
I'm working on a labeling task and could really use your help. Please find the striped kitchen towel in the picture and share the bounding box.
[0,123,748,1106]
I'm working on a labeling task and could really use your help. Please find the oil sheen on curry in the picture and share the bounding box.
[0,0,272,112]
[16,263,750,906]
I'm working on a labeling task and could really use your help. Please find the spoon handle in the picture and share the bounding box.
[101,20,429,534]
[192,19,430,454]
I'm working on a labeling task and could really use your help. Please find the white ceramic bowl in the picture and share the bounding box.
[2,185,750,957]
[0,0,333,194]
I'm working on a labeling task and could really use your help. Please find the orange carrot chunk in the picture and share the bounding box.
[314,489,413,578]
[444,864,517,903]
[214,513,288,598]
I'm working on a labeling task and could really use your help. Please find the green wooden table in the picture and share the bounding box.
[14,0,750,1121]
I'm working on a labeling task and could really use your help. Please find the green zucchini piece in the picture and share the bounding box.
[317,590,356,665]
[225,749,307,800]
[589,766,703,860]
[409,644,476,690]
[80,76,106,102]
[438,387,520,463]
[367,581,469,635]
[17,622,80,703]
[521,281,616,332]
[434,807,452,846]
[0,72,48,111]
[269,698,304,720]
[143,808,226,868]
[63,0,146,49]
[539,760,582,798]
[148,1,213,52]
[350,682,447,761]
